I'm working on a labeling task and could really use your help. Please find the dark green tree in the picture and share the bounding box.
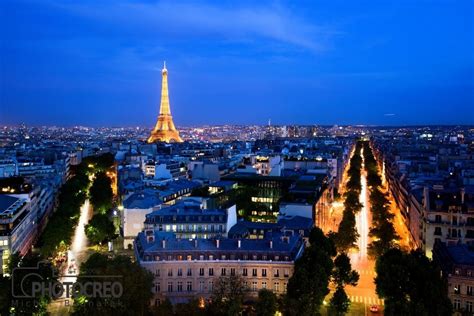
[285,227,335,316]
[73,253,153,316]
[85,213,116,244]
[255,288,278,316]
[90,172,113,213]
[375,248,452,316]
[329,253,359,315]
[151,298,174,316]
[208,274,249,316]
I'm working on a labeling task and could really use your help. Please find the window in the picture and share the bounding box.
[242,268,248,276]
[199,268,205,276]
[454,284,461,295]
[187,268,192,276]
[262,281,267,289]
[187,281,192,292]
[262,269,267,277]
[435,215,442,223]
[208,281,213,291]
[274,269,279,277]
[221,268,226,276]
[178,268,183,276]
[168,269,173,277]
[467,301,473,313]
[284,269,289,277]
[168,282,173,292]
[155,269,160,277]
[155,283,161,293]
[199,281,205,291]
[199,255,204,260]
[434,227,442,236]
[252,281,258,292]
[468,286,473,296]
[274,282,279,292]
[252,269,257,277]
[177,282,183,292]
[454,299,461,310]
[283,282,287,293]
[231,268,236,276]
[187,255,192,261]
[209,268,214,276]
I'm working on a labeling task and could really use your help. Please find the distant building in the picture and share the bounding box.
[135,231,304,305]
[122,190,162,249]
[414,186,474,258]
[433,241,474,315]
[144,199,237,239]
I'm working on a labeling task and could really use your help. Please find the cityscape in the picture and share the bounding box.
[1,1,473,316]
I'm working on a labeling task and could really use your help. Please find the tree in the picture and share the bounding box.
[329,287,350,316]
[209,274,249,316]
[4,252,56,315]
[329,254,359,315]
[90,172,113,213]
[73,253,154,316]
[334,210,359,253]
[375,248,452,316]
[175,298,207,316]
[285,227,335,316]
[85,213,116,244]
[151,298,174,316]
[255,289,278,316]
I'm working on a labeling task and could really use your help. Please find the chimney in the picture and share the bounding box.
[162,239,166,249]
[423,186,430,211]
[237,239,241,249]
[461,188,466,204]
[146,229,155,243]
[216,239,220,248]
[269,240,273,249]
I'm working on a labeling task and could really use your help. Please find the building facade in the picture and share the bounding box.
[135,231,305,305]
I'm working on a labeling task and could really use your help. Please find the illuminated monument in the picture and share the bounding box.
[148,62,183,143]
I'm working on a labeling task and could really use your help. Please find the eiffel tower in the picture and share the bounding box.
[148,62,183,143]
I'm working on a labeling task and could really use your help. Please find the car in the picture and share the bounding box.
[370,305,380,313]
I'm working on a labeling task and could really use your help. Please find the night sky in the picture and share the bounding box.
[1,0,473,127]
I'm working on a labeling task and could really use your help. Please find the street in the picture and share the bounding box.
[48,199,93,314]
[346,148,382,312]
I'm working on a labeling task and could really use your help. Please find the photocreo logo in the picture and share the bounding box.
[11,261,123,299]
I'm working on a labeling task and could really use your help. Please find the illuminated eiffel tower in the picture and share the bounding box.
[148,62,183,143]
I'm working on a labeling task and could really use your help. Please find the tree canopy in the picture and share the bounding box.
[375,248,452,316]
[73,253,154,316]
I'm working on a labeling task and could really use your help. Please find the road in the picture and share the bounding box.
[346,147,384,311]
[48,199,92,314]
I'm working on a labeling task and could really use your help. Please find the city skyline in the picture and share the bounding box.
[1,0,473,127]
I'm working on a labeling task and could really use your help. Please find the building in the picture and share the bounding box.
[433,241,474,315]
[148,62,183,143]
[144,200,237,239]
[0,193,37,274]
[122,190,162,249]
[416,186,474,258]
[134,231,305,305]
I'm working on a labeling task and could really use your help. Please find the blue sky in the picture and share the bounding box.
[1,0,473,126]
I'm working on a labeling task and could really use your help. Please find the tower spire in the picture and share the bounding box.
[147,62,183,143]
